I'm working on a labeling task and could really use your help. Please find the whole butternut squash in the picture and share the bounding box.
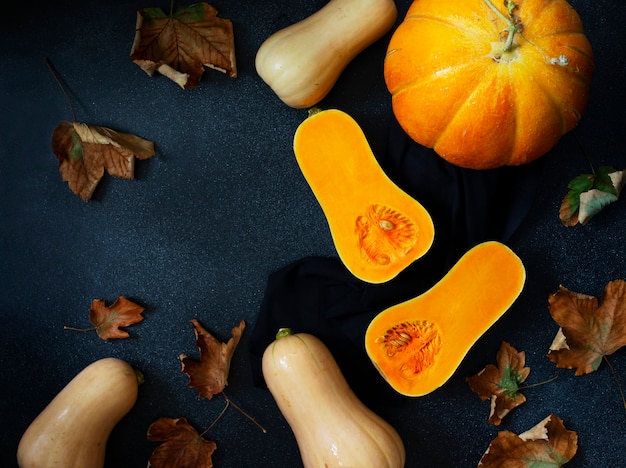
[263,328,406,468]
[365,241,526,396]
[384,0,594,169]
[293,108,434,283]
[255,0,397,108]
[17,357,141,468]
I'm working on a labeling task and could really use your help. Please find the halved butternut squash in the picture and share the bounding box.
[365,241,526,396]
[293,108,434,283]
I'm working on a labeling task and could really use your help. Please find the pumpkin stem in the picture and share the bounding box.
[134,369,145,386]
[482,0,513,25]
[482,0,521,55]
[276,327,293,340]
[307,107,323,118]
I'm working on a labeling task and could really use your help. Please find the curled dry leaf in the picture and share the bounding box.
[548,280,626,375]
[147,417,216,468]
[180,319,245,399]
[467,341,530,425]
[89,296,145,340]
[130,2,236,89]
[479,414,578,467]
[51,121,155,201]
[559,166,625,226]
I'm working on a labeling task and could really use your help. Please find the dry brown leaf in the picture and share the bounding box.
[547,280,626,375]
[467,342,530,425]
[479,414,578,467]
[130,2,236,89]
[51,120,155,201]
[147,417,216,468]
[89,296,145,340]
[180,319,245,399]
[64,296,145,340]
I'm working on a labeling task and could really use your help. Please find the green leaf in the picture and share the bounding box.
[566,173,594,192]
[560,167,625,226]
[594,166,618,195]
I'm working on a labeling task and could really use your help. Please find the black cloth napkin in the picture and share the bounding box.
[248,118,545,405]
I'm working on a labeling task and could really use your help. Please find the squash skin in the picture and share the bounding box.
[263,329,406,468]
[365,241,526,397]
[255,0,397,108]
[384,0,594,169]
[17,357,140,468]
[293,108,434,283]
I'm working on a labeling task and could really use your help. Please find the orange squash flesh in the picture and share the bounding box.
[384,0,594,169]
[293,109,435,284]
[365,241,526,396]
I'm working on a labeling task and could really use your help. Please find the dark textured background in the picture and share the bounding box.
[1,0,625,466]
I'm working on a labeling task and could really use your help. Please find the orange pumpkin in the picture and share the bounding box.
[384,0,594,169]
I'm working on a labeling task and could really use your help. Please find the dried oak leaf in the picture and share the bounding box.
[479,414,578,467]
[547,280,626,375]
[89,296,145,340]
[559,166,625,226]
[130,2,236,89]
[51,121,155,201]
[147,417,216,468]
[467,341,530,425]
[180,319,245,399]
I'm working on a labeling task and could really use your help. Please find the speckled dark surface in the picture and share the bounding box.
[1,0,625,467]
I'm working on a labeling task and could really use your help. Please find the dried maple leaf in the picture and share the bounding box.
[479,414,578,467]
[467,341,530,425]
[51,120,155,201]
[547,280,626,375]
[559,166,625,226]
[87,296,145,340]
[130,2,236,89]
[147,417,216,468]
[180,319,245,399]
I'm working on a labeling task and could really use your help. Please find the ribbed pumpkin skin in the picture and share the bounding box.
[384,0,594,169]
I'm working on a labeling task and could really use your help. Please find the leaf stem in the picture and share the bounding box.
[517,375,558,391]
[201,399,230,436]
[603,355,626,413]
[572,130,596,175]
[44,57,77,122]
[198,392,267,436]
[222,392,267,433]
[63,325,97,332]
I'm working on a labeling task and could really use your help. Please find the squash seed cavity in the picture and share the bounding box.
[355,205,417,266]
[376,320,442,378]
